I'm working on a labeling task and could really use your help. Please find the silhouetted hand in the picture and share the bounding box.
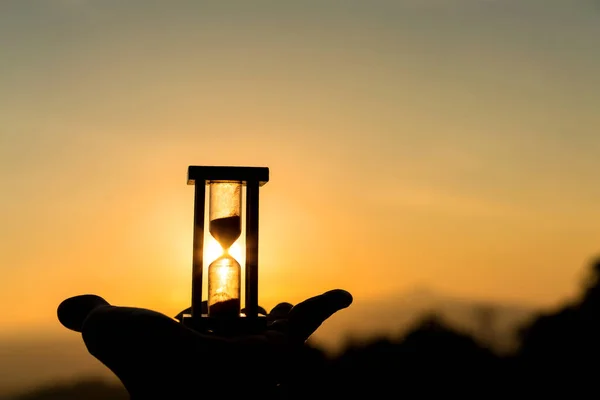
[57,290,352,399]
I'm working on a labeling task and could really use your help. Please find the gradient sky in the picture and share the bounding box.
[1,0,599,335]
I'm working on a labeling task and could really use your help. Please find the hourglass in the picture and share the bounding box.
[181,166,269,334]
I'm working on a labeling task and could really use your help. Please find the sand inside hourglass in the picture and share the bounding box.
[209,295,240,317]
[208,215,242,317]
[209,215,241,251]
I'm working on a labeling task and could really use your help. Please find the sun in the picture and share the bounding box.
[204,236,244,265]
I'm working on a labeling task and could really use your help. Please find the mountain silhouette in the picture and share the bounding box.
[310,285,537,353]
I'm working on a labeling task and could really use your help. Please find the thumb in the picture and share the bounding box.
[57,294,111,332]
[286,289,353,343]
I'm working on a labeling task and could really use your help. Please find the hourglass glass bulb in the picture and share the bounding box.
[207,181,242,317]
[208,255,241,317]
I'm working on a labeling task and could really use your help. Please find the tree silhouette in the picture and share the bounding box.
[517,256,600,394]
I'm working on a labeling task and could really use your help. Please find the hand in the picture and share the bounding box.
[57,290,352,399]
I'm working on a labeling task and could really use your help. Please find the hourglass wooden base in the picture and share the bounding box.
[181,314,267,336]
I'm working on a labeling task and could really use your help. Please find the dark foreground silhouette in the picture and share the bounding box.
[12,379,128,400]
[11,255,600,399]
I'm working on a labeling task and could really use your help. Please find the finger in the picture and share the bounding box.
[241,305,268,316]
[267,302,293,324]
[174,301,208,321]
[174,307,191,321]
[286,289,352,343]
[57,295,111,332]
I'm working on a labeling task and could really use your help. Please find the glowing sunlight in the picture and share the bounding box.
[204,236,244,265]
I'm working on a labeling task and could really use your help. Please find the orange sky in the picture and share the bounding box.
[1,0,600,335]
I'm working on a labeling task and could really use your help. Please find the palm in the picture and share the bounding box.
[58,290,352,399]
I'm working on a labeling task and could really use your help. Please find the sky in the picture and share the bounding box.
[1,0,599,336]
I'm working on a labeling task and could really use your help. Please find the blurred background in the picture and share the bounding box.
[1,0,599,398]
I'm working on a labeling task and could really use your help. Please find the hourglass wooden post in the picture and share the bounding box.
[182,166,269,334]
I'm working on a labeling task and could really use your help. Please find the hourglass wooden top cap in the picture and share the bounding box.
[187,166,269,186]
